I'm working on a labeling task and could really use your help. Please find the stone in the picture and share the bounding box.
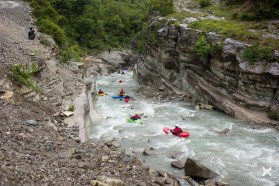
[143,147,154,156]
[102,156,110,162]
[78,162,88,169]
[112,141,121,148]
[43,117,50,121]
[96,176,124,186]
[154,177,166,185]
[184,158,219,179]
[204,177,229,186]
[90,180,109,186]
[26,120,37,126]
[63,111,74,117]
[171,160,184,169]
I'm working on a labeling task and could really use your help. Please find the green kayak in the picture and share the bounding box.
[127,117,143,124]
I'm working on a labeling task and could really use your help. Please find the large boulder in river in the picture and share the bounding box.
[184,158,219,179]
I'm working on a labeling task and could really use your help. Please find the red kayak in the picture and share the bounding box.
[125,98,130,103]
[163,127,190,138]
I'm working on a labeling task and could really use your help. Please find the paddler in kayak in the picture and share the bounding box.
[131,113,141,120]
[170,125,183,136]
[119,89,125,96]
[98,89,104,94]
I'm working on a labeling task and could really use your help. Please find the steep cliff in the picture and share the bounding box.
[134,16,279,127]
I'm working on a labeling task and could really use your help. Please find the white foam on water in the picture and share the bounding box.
[91,71,279,186]
[243,127,273,134]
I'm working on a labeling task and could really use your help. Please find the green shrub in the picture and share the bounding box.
[11,64,40,93]
[195,35,210,58]
[242,45,275,64]
[60,44,83,63]
[200,0,211,8]
[38,18,66,46]
[267,111,279,121]
[174,21,180,28]
[69,103,75,112]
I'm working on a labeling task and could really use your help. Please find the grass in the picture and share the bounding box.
[188,19,279,50]
[170,0,279,51]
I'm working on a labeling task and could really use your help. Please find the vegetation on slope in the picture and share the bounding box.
[168,0,279,63]
[25,0,174,62]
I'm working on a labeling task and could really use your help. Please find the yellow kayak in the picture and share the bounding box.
[99,93,105,96]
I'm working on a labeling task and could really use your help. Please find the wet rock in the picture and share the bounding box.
[157,170,167,177]
[184,176,200,186]
[219,128,230,135]
[143,147,154,156]
[184,158,219,179]
[171,160,184,169]
[204,177,229,186]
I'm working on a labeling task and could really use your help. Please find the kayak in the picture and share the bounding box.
[99,93,105,96]
[127,117,143,124]
[112,96,124,99]
[163,127,190,138]
[124,98,130,102]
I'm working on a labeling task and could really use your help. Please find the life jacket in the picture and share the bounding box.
[172,127,183,135]
[119,90,125,96]
[132,115,141,120]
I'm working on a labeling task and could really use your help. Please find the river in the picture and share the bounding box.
[89,70,279,186]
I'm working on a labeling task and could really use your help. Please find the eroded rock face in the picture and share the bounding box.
[134,16,279,126]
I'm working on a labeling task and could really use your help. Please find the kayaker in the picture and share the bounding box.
[119,89,125,96]
[121,71,125,74]
[98,89,104,94]
[131,113,141,120]
[119,80,123,83]
[171,125,183,136]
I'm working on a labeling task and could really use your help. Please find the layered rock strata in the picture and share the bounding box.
[134,16,279,127]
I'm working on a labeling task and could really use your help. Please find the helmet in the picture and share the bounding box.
[175,125,178,128]
[135,113,138,115]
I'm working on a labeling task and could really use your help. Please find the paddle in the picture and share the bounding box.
[163,127,170,134]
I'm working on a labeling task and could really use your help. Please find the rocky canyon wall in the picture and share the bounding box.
[134,16,279,127]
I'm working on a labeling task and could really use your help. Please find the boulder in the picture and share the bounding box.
[171,160,184,169]
[184,158,219,179]
[143,147,154,156]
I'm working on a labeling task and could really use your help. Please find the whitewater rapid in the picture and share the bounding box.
[89,70,279,186]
